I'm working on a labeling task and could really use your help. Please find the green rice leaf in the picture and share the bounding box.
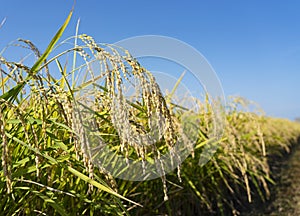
[67,166,143,207]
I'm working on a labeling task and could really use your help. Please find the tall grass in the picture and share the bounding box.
[1,11,300,215]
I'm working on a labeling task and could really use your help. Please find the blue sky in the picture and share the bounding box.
[1,1,300,120]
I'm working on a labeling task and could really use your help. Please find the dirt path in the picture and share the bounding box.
[266,145,300,215]
[245,144,300,215]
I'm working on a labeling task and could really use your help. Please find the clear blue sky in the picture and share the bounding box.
[1,1,300,120]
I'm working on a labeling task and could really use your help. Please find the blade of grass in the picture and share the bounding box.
[67,166,143,207]
[34,192,69,216]
[72,18,80,88]
[166,70,186,105]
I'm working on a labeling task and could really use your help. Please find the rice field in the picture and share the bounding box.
[1,11,300,215]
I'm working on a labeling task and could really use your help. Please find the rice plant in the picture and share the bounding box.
[0,10,139,215]
[1,10,300,216]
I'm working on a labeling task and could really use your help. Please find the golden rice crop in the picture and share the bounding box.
[1,11,300,215]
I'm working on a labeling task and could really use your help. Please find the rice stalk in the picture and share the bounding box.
[0,104,12,193]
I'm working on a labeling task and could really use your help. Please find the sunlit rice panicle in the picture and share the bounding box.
[0,102,12,194]
[78,34,178,147]
[74,34,183,199]
[31,86,49,179]
[18,39,42,59]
